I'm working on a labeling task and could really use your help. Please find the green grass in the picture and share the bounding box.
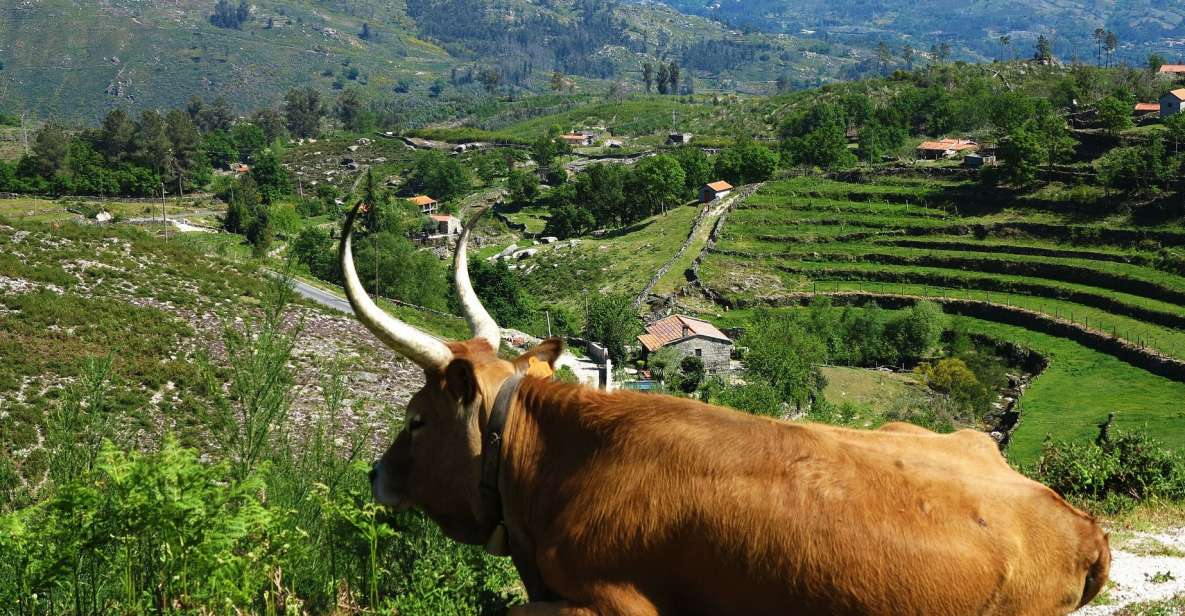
[702,305,1185,464]
[698,174,1185,456]
[522,204,702,310]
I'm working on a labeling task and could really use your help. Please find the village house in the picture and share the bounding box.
[1157,64,1185,76]
[230,162,251,174]
[408,194,439,214]
[915,138,977,160]
[638,315,734,375]
[1134,102,1160,116]
[700,180,734,203]
[667,132,693,145]
[1160,89,1185,117]
[428,214,461,236]
[561,132,595,146]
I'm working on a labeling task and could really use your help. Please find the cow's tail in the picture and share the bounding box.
[1077,531,1111,609]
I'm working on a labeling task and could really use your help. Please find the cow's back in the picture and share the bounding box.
[512,384,1109,615]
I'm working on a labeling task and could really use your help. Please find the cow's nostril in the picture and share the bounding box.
[368,462,378,484]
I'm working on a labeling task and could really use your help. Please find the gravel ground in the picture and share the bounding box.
[1075,527,1185,615]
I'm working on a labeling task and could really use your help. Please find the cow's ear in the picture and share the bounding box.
[512,337,565,375]
[444,358,479,404]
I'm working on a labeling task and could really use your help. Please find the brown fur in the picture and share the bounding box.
[371,340,1110,615]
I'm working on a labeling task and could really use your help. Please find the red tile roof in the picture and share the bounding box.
[916,138,977,151]
[429,214,454,222]
[705,180,733,192]
[638,315,731,352]
[408,195,437,206]
[1134,102,1161,112]
[1165,89,1185,102]
[1158,64,1185,74]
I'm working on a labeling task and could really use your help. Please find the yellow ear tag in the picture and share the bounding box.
[525,356,554,378]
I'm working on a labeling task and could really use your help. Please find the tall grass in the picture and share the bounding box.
[0,273,522,614]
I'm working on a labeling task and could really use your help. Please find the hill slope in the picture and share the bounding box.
[0,0,856,122]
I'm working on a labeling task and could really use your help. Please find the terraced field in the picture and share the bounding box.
[698,176,1185,460]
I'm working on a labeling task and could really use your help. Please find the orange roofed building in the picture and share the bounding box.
[700,180,734,203]
[638,314,733,374]
[915,138,978,160]
[1158,64,1185,75]
[408,194,438,213]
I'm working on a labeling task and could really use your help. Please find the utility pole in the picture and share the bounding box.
[160,183,168,242]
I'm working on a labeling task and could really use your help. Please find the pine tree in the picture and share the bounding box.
[667,62,680,95]
[656,63,670,95]
[642,63,654,93]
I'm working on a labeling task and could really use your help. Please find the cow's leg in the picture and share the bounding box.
[507,602,597,616]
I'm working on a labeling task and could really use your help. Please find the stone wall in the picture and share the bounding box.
[667,337,732,374]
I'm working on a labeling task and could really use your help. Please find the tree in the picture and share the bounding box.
[134,110,173,179]
[251,108,287,144]
[249,149,290,204]
[1164,112,1185,154]
[96,109,136,162]
[30,122,70,177]
[998,35,1011,61]
[901,44,915,69]
[1149,53,1167,74]
[429,80,445,98]
[876,42,893,74]
[1035,111,1077,175]
[628,154,685,216]
[530,126,571,168]
[477,67,502,95]
[550,71,566,92]
[740,311,827,409]
[715,139,779,184]
[656,63,670,95]
[582,293,639,363]
[284,87,324,138]
[291,226,334,280]
[671,146,713,193]
[574,163,627,226]
[507,168,539,204]
[336,88,366,132]
[1093,28,1106,66]
[667,62,680,95]
[1104,31,1118,68]
[164,109,205,190]
[1033,35,1053,65]
[410,150,469,201]
[462,260,532,328]
[210,0,250,29]
[677,355,704,393]
[930,42,951,66]
[997,124,1044,187]
[856,120,906,164]
[642,63,654,93]
[196,96,235,134]
[885,300,947,363]
[224,174,260,234]
[1096,96,1133,137]
[543,202,595,239]
[354,232,450,310]
[780,106,855,170]
[359,22,371,40]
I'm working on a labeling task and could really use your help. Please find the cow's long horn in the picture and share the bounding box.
[454,207,501,351]
[340,203,454,370]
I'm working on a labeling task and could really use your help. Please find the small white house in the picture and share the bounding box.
[700,180,733,203]
[1160,89,1185,117]
[429,214,461,236]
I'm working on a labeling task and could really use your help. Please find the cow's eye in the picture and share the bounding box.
[408,417,425,431]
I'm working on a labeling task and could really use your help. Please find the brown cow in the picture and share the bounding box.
[341,204,1110,615]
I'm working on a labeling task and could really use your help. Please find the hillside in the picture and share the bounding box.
[0,0,856,122]
[641,0,1185,66]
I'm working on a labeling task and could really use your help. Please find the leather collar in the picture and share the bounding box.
[480,372,523,554]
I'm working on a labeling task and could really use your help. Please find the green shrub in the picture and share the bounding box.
[1035,429,1185,503]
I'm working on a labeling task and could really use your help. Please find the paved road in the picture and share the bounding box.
[288,276,354,315]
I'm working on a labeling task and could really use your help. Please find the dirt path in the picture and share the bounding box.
[1075,527,1185,614]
